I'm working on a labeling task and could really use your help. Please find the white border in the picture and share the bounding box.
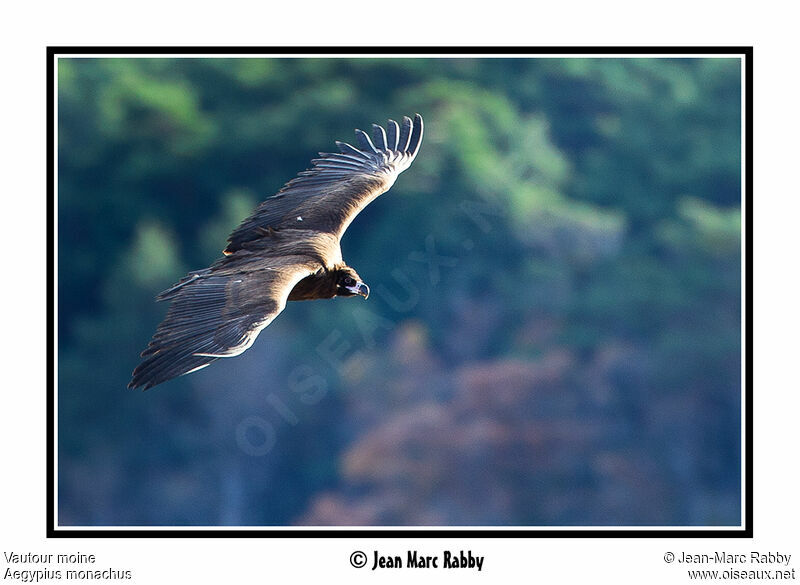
[51,50,749,533]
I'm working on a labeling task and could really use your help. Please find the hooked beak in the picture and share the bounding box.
[346,281,370,299]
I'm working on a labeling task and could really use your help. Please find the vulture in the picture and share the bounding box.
[128,114,423,390]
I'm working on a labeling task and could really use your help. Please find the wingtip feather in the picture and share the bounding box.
[336,140,366,158]
[408,114,424,157]
[386,119,400,150]
[371,124,388,150]
[354,128,378,153]
[399,116,413,151]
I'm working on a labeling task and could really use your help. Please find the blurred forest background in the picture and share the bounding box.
[57,56,742,526]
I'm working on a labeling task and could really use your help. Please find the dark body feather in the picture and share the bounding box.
[129,114,423,390]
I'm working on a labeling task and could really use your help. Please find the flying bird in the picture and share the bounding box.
[128,114,423,390]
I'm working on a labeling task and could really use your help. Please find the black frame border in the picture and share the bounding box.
[47,45,753,539]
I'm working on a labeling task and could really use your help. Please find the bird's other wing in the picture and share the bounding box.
[224,113,423,255]
[128,256,319,390]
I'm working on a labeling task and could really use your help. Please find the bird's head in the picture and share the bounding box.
[335,267,370,299]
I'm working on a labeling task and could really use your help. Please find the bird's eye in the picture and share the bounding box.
[343,277,355,286]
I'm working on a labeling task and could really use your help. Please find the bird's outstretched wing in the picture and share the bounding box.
[128,257,318,390]
[224,113,423,255]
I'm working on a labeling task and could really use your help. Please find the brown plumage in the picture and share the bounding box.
[128,114,423,390]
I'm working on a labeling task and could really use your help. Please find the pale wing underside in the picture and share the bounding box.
[224,114,423,254]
